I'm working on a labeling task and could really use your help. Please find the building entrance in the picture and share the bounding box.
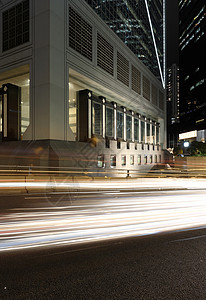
[0,84,21,142]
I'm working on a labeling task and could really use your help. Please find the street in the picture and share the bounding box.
[1,179,206,299]
[1,228,206,299]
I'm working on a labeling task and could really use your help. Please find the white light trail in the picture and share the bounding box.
[144,0,165,88]
[0,187,206,252]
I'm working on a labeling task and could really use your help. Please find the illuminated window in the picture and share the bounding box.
[126,115,132,140]
[141,121,145,143]
[134,118,139,142]
[106,106,114,137]
[0,64,30,140]
[121,155,126,166]
[97,154,104,168]
[110,155,116,167]
[130,155,134,165]
[92,102,102,135]
[117,111,124,139]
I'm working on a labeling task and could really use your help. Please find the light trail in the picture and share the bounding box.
[0,178,206,252]
[0,177,206,190]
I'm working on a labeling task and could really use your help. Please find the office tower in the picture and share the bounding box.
[179,0,206,134]
[167,64,180,148]
[85,0,166,87]
[0,0,166,174]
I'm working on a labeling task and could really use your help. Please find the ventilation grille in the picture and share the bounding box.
[143,76,150,101]
[2,0,29,52]
[117,51,129,86]
[151,84,158,106]
[159,91,164,110]
[69,6,92,61]
[132,65,141,94]
[97,33,114,76]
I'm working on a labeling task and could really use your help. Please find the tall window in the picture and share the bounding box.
[156,126,160,144]
[92,102,102,135]
[126,115,132,140]
[141,121,145,143]
[0,64,30,140]
[117,111,123,139]
[152,124,155,144]
[134,118,139,141]
[69,81,84,141]
[147,123,150,143]
[106,106,114,137]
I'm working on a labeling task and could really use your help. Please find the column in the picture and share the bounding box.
[34,0,66,140]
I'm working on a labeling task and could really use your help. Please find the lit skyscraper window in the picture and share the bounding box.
[85,0,165,87]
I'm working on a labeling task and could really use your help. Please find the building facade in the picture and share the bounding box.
[0,0,166,176]
[166,64,180,148]
[179,0,206,135]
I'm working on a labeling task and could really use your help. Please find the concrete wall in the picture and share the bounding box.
[174,156,206,173]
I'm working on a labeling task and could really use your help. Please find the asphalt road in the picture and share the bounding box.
[0,228,206,300]
[1,181,206,299]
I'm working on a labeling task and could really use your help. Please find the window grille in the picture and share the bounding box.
[152,84,158,106]
[143,76,150,101]
[117,51,129,86]
[69,6,92,61]
[2,0,29,52]
[132,65,141,94]
[97,33,113,76]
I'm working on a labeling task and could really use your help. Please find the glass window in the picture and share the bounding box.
[155,155,157,163]
[92,101,102,135]
[156,126,160,144]
[0,64,30,140]
[141,121,145,143]
[152,125,155,144]
[117,111,123,139]
[110,154,116,167]
[121,155,126,166]
[150,155,153,164]
[147,123,150,143]
[126,115,132,140]
[138,155,141,165]
[130,155,134,165]
[144,155,147,164]
[97,154,104,168]
[134,118,139,141]
[106,106,114,137]
[69,81,82,141]
[159,155,161,163]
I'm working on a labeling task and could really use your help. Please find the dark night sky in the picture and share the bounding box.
[166,0,179,67]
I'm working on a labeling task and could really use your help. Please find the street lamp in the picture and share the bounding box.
[183,141,189,148]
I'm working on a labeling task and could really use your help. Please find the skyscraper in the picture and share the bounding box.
[85,0,166,88]
[166,64,180,148]
[179,0,206,134]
